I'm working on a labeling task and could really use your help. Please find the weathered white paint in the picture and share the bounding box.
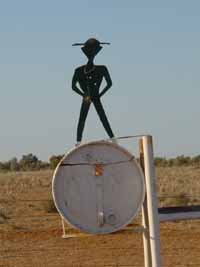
[139,139,152,267]
[143,136,162,267]
[142,197,153,267]
[52,141,145,234]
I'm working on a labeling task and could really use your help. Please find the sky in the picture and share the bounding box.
[0,0,200,161]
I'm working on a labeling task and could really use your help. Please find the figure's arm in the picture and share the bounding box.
[72,70,84,96]
[99,66,112,97]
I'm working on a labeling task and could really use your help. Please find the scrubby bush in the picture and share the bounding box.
[155,155,200,167]
[10,157,19,171]
[174,155,191,166]
[49,155,64,170]
[19,154,41,171]
[154,157,168,167]
[191,155,200,166]
[0,153,199,172]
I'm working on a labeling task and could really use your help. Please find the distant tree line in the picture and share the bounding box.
[154,155,200,167]
[0,154,64,172]
[0,154,199,172]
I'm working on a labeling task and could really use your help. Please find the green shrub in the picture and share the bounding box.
[49,155,64,170]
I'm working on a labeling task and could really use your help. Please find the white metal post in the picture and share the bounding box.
[61,216,66,238]
[142,135,162,267]
[139,139,152,267]
[142,198,153,267]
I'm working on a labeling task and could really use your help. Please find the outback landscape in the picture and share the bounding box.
[0,166,200,267]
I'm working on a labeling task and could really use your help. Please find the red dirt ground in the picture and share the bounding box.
[0,170,200,267]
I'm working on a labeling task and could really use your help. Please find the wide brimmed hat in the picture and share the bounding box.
[72,38,110,56]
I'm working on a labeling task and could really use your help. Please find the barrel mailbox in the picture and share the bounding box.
[52,141,145,234]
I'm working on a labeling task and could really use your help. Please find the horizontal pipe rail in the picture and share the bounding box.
[158,205,200,222]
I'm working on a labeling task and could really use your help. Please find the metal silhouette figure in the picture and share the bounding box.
[72,38,115,143]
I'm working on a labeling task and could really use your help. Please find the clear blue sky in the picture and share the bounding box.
[1,0,200,161]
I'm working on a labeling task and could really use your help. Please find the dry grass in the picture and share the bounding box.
[0,167,200,267]
[156,166,200,206]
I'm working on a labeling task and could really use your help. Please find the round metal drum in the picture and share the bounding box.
[52,141,145,234]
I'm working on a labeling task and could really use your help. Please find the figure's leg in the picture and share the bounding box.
[77,100,90,142]
[93,98,114,138]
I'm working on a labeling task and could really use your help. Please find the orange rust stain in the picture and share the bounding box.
[95,164,103,176]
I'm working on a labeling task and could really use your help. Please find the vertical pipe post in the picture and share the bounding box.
[61,216,66,238]
[142,135,162,267]
[139,139,152,267]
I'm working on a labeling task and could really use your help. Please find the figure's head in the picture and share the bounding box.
[72,38,110,60]
[81,38,102,59]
